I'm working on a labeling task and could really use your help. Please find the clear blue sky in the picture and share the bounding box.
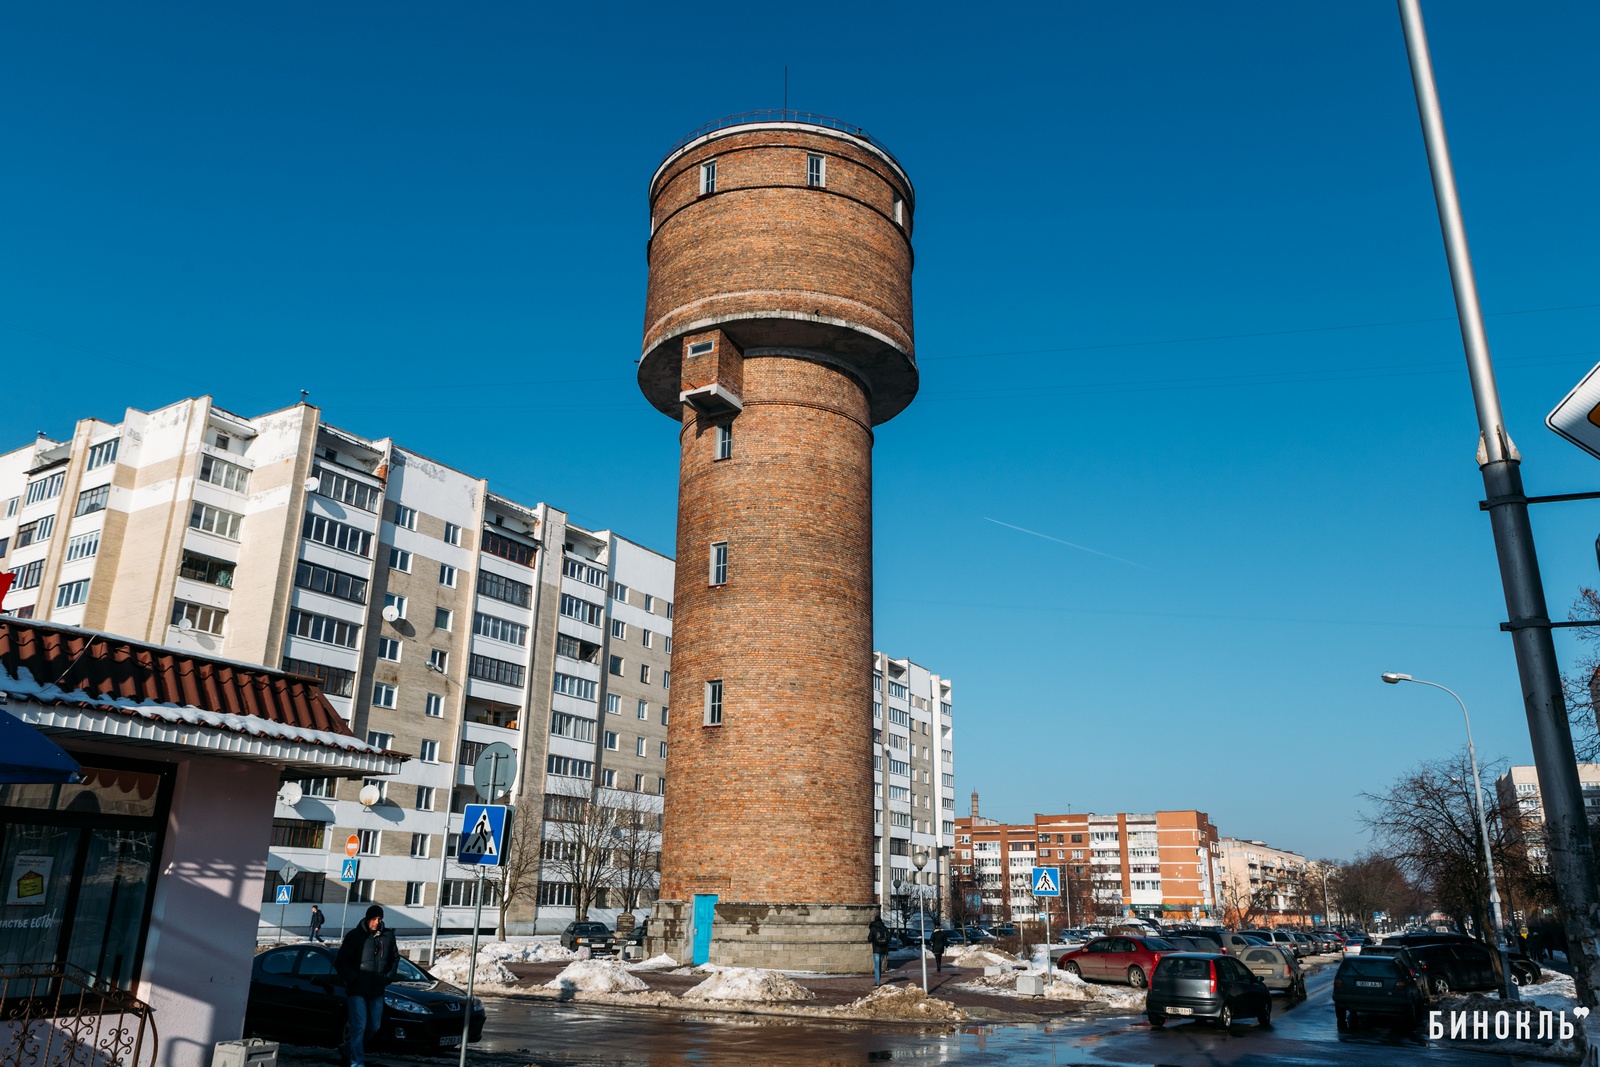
[4,3,1597,861]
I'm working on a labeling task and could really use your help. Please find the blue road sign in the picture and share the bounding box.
[459,804,508,867]
[275,884,292,904]
[340,858,360,883]
[1031,866,1062,897]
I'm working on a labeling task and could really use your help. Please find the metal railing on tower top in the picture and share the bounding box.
[659,110,903,172]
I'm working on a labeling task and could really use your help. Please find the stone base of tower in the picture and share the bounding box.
[645,899,876,973]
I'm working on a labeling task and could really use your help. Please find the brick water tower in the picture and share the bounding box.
[639,112,917,971]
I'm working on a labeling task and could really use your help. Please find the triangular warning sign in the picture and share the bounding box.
[1034,869,1058,893]
[462,810,498,857]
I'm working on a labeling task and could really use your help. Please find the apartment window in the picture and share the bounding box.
[644,593,655,613]
[178,548,233,586]
[0,538,7,558]
[482,571,534,608]
[301,513,370,556]
[362,778,387,802]
[552,672,597,700]
[639,664,651,684]
[74,485,110,516]
[438,563,457,588]
[482,530,535,566]
[612,582,629,603]
[893,195,904,225]
[635,737,646,757]
[25,472,65,505]
[710,541,728,585]
[470,653,526,688]
[611,619,626,639]
[357,830,379,855]
[86,438,120,470]
[199,454,251,493]
[287,608,360,648]
[604,731,619,751]
[61,531,100,563]
[270,819,325,850]
[281,657,356,698]
[416,786,435,812]
[212,432,234,452]
[377,636,400,661]
[637,700,648,721]
[383,593,407,619]
[419,739,438,762]
[705,679,723,727]
[394,505,417,530]
[606,694,621,715]
[313,466,381,512]
[371,683,397,709]
[602,769,616,788]
[609,655,623,676]
[659,741,668,760]
[388,547,412,572]
[806,152,825,187]
[188,502,243,540]
[294,560,368,603]
[345,880,374,904]
[550,712,596,741]
[537,882,574,908]
[172,600,226,635]
[641,629,653,649]
[441,521,463,547]
[661,706,669,726]
[54,579,90,609]
[424,692,444,717]
[699,159,717,195]
[546,754,594,779]
[657,777,666,796]
[404,881,426,907]
[365,731,393,752]
[15,516,54,548]
[434,607,452,630]
[475,612,528,646]
[665,636,671,654]
[662,670,669,690]
[428,649,449,672]
[716,424,732,460]
[410,833,430,859]
[2,498,15,518]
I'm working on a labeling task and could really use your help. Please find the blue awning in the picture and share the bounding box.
[0,708,79,784]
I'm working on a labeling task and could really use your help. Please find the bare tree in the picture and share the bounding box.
[1218,873,1275,929]
[494,800,542,940]
[539,782,618,922]
[1561,588,1600,761]
[1330,852,1421,930]
[603,789,661,913]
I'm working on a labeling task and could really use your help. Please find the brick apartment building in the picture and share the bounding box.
[1214,837,1312,927]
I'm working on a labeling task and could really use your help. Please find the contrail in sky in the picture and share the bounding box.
[982,517,1155,570]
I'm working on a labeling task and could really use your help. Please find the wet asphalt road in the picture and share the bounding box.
[475,966,1555,1066]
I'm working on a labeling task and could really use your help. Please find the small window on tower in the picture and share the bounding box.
[893,195,904,226]
[700,159,717,195]
[807,153,825,187]
[715,424,732,461]
[710,541,728,586]
[705,680,723,727]
[688,340,714,357]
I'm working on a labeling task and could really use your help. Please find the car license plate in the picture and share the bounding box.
[440,1036,461,1046]
[1355,980,1382,988]
[1168,1006,1193,1015]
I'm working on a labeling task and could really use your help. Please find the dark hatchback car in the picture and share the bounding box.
[1366,939,1500,996]
[1147,953,1273,1030]
[1332,954,1427,1029]
[245,943,486,1052]
[560,921,617,954]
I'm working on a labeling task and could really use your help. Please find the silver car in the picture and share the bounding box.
[1240,929,1302,957]
[1235,943,1306,996]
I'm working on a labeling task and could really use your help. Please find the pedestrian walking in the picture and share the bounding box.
[868,914,892,986]
[309,905,325,943]
[928,927,949,973]
[334,905,398,1067]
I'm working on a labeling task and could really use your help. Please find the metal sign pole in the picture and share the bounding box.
[1044,895,1052,988]
[458,865,484,1067]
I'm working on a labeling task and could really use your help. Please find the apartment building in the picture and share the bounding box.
[0,395,950,938]
[953,805,1220,924]
[1214,838,1310,926]
[1496,764,1600,870]
[872,654,957,920]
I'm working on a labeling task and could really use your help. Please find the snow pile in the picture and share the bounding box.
[942,945,1019,969]
[951,967,1146,1012]
[625,953,682,972]
[1430,979,1586,1062]
[428,951,519,989]
[839,983,965,1021]
[478,940,575,964]
[683,968,816,1002]
[544,959,649,994]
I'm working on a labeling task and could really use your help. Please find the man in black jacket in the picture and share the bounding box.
[868,915,892,986]
[335,905,398,1067]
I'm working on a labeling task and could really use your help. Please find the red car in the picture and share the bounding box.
[1058,935,1176,988]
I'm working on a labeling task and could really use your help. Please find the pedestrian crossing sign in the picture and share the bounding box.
[275,884,292,904]
[459,804,508,867]
[339,858,359,883]
[1031,866,1061,897]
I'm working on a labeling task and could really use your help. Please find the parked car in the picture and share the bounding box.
[1146,953,1273,1030]
[1287,931,1315,956]
[245,943,485,1053]
[1240,930,1302,957]
[991,923,1018,938]
[1234,943,1305,996]
[1162,936,1209,953]
[964,926,996,942]
[1210,931,1270,956]
[1343,935,1368,955]
[559,921,617,954]
[1058,935,1175,988]
[1332,954,1427,1029]
[1507,949,1544,986]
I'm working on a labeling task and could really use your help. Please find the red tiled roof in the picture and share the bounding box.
[0,618,356,739]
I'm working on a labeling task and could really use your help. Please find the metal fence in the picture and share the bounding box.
[0,962,157,1067]
[659,110,903,170]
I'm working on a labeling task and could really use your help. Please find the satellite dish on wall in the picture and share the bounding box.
[303,476,320,493]
[359,783,382,808]
[381,605,400,623]
[280,782,304,806]
[177,618,194,632]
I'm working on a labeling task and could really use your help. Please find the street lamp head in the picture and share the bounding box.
[1381,672,1412,684]
[913,849,929,871]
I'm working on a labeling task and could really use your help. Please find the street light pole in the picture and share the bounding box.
[913,849,930,994]
[1382,673,1517,999]
[1396,0,1600,1007]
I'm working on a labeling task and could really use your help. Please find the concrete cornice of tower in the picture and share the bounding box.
[651,110,914,205]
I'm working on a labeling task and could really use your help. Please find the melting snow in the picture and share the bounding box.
[545,959,649,994]
[683,968,816,1002]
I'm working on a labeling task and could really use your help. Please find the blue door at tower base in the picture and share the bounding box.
[691,894,717,965]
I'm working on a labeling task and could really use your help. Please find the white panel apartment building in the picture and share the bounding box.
[872,653,957,919]
[0,396,953,937]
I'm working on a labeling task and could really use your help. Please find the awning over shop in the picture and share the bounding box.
[0,702,79,783]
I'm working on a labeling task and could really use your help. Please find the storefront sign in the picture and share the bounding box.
[7,855,52,906]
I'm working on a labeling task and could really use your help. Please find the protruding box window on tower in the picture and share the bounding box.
[705,679,723,727]
[679,329,744,418]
